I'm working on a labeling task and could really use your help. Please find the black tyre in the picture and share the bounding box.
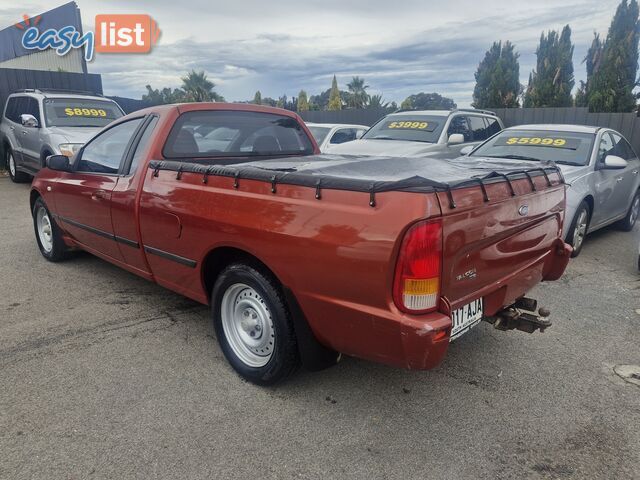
[617,190,639,232]
[566,201,590,258]
[212,263,300,385]
[6,147,30,183]
[32,197,68,262]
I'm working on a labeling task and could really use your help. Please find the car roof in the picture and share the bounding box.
[305,123,369,129]
[10,91,114,103]
[389,110,452,117]
[505,124,600,134]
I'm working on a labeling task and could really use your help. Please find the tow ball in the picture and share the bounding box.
[483,297,552,333]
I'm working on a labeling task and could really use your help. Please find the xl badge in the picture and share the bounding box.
[518,205,529,216]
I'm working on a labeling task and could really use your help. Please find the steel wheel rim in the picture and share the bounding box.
[36,206,53,253]
[8,152,15,177]
[631,196,639,226]
[220,283,275,367]
[573,210,588,251]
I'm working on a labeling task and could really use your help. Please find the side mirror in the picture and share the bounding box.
[46,154,71,172]
[20,114,39,128]
[603,155,628,170]
[448,133,464,145]
[460,145,474,155]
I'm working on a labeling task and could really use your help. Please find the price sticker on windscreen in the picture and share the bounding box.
[62,107,108,117]
[383,120,438,132]
[494,136,581,150]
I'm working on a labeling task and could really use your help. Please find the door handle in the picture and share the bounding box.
[21,130,28,135]
[9,126,15,130]
[633,170,639,175]
[616,177,624,183]
[91,189,110,200]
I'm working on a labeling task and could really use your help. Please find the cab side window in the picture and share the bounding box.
[128,117,159,175]
[597,133,614,164]
[330,128,357,144]
[610,133,636,160]
[447,116,472,142]
[485,117,501,136]
[24,98,41,125]
[77,118,143,174]
[468,116,488,142]
[12,97,28,123]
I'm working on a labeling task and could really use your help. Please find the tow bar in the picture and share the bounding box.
[483,297,552,333]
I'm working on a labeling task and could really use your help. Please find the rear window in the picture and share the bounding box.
[43,98,123,127]
[470,130,595,166]
[163,110,314,159]
[363,115,444,143]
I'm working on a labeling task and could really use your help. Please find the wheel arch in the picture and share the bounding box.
[201,245,339,371]
[582,194,594,221]
[30,188,42,211]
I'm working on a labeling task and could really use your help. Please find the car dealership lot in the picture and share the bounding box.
[0,178,638,479]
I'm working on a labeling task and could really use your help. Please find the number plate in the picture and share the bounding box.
[450,298,483,341]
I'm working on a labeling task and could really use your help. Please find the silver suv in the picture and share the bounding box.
[1,89,124,182]
[326,108,504,159]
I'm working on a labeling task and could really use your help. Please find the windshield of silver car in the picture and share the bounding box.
[362,116,444,143]
[470,130,595,166]
[43,98,124,128]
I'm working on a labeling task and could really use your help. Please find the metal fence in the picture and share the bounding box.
[300,106,640,154]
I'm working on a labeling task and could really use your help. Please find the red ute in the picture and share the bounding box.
[30,103,572,385]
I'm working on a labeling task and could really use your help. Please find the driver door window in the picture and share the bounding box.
[597,133,614,165]
[447,116,472,142]
[77,118,144,174]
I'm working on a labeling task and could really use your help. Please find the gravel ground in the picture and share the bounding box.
[1,177,639,480]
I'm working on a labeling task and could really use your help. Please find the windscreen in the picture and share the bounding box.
[163,110,315,158]
[470,130,595,166]
[43,98,123,127]
[307,126,331,145]
[363,115,444,143]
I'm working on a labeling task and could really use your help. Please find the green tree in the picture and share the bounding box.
[181,70,224,102]
[472,41,521,108]
[297,90,309,111]
[368,94,390,109]
[346,76,370,108]
[400,92,457,110]
[328,75,342,111]
[587,0,639,112]
[575,34,604,107]
[524,25,574,107]
[142,85,184,105]
[253,91,262,105]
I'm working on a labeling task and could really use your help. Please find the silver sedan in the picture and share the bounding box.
[462,124,640,257]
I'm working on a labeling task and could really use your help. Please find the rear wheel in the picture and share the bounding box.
[617,190,639,232]
[567,201,590,258]
[6,148,30,183]
[32,197,68,262]
[212,263,300,385]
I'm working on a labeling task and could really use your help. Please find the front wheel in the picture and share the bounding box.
[566,201,590,258]
[32,197,68,262]
[6,148,30,183]
[617,190,639,232]
[212,263,300,385]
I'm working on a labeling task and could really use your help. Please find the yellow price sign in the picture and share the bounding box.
[386,121,430,130]
[496,136,580,150]
[64,107,107,117]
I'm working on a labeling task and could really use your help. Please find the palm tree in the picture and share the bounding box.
[368,94,390,109]
[346,76,370,109]
[181,70,224,102]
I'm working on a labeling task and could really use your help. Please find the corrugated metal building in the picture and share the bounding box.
[0,2,87,73]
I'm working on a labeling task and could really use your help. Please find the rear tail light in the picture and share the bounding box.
[393,219,442,314]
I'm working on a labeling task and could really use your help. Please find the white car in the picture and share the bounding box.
[305,123,368,153]
[325,109,503,159]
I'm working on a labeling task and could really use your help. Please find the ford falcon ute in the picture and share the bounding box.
[30,103,572,385]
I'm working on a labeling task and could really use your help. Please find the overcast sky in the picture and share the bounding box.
[0,0,626,106]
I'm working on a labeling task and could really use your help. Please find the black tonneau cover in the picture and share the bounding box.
[148,154,563,206]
